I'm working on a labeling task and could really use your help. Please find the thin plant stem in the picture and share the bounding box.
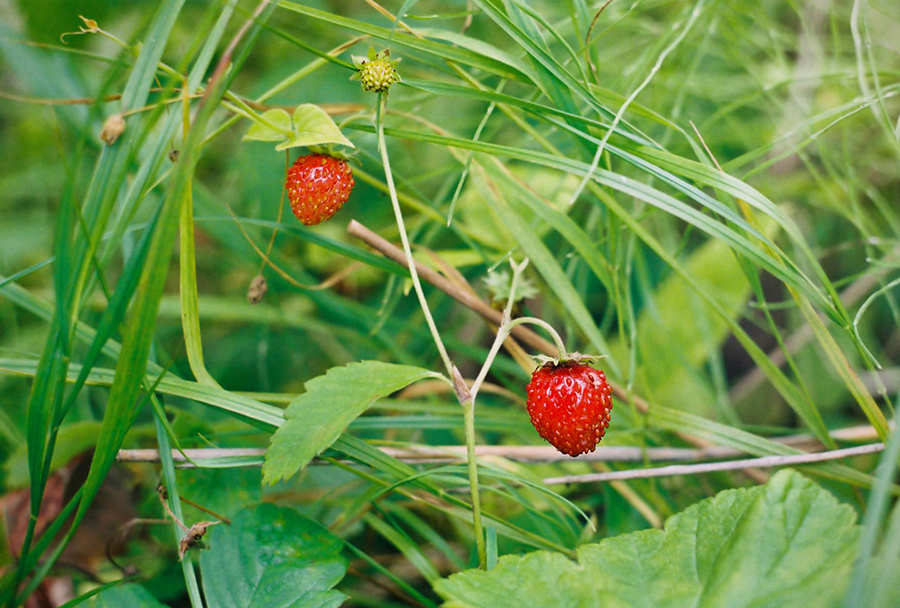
[459,258,571,568]
[460,397,485,567]
[461,258,529,568]
[375,91,489,565]
[506,316,568,360]
[257,152,289,275]
[470,259,530,400]
[543,443,887,485]
[375,94,453,376]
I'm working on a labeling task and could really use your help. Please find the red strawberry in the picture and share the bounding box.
[526,360,613,457]
[285,154,354,226]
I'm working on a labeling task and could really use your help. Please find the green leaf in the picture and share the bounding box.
[79,583,168,607]
[274,104,354,150]
[243,108,292,142]
[435,470,859,608]
[200,504,347,608]
[263,361,435,484]
[176,466,262,522]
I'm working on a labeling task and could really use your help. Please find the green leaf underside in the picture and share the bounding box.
[263,361,434,483]
[279,103,354,150]
[200,504,347,608]
[243,104,354,150]
[435,471,859,608]
[243,108,292,142]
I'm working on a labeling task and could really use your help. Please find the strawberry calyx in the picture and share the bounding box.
[305,144,357,164]
[531,353,607,370]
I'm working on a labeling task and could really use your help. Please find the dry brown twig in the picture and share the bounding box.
[543,442,885,485]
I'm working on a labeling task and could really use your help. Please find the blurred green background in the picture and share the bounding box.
[0,0,899,604]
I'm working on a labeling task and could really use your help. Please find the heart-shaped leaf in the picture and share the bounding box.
[263,361,436,484]
[200,504,347,608]
[435,470,860,608]
[243,108,292,142]
[273,104,354,151]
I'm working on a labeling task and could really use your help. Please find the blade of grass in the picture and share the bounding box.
[153,397,205,608]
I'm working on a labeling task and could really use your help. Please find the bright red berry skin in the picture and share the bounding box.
[526,362,613,457]
[285,154,354,226]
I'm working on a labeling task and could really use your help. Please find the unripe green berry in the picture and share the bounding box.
[351,48,401,94]
[360,59,399,93]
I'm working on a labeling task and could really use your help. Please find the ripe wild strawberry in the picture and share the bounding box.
[285,154,354,226]
[526,360,613,457]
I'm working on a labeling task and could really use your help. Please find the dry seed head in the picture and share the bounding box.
[247,275,268,304]
[100,113,126,145]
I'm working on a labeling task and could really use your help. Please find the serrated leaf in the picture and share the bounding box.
[435,470,859,608]
[82,584,168,607]
[274,104,354,151]
[263,361,434,483]
[243,108,292,143]
[200,504,347,608]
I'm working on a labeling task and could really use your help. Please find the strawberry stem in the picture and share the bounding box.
[470,258,530,399]
[376,91,487,568]
[506,316,569,361]
[462,258,530,569]
[375,94,454,376]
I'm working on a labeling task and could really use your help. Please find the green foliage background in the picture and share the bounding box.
[0,0,899,606]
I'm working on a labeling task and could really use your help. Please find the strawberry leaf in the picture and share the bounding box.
[274,103,354,151]
[242,108,292,142]
[200,504,347,608]
[263,361,436,484]
[435,470,861,608]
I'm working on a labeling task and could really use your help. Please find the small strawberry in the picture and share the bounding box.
[285,153,354,226]
[525,359,613,457]
[351,48,401,94]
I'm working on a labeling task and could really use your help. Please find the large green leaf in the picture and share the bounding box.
[243,104,353,150]
[263,361,435,484]
[200,504,347,608]
[435,470,859,608]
